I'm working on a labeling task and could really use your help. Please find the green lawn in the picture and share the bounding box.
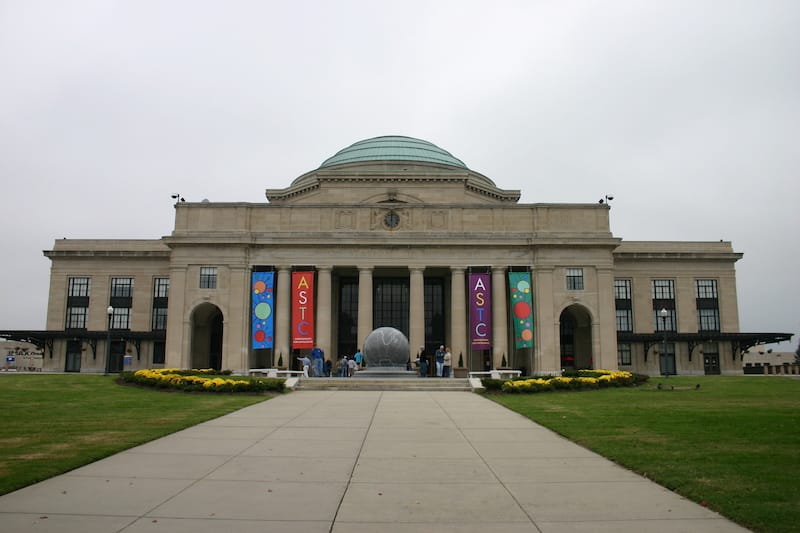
[0,374,269,495]
[490,376,800,533]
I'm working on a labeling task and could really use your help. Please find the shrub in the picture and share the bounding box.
[493,369,637,394]
[119,369,284,393]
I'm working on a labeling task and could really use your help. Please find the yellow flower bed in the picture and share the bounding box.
[501,369,634,393]
[127,368,284,393]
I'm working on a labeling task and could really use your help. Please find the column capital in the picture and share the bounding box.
[450,266,467,274]
[358,265,374,272]
[317,265,333,273]
[409,266,426,274]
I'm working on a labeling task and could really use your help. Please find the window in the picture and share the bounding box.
[110,307,130,329]
[111,278,133,298]
[614,279,632,332]
[655,309,676,331]
[566,268,584,290]
[696,279,718,299]
[152,277,169,331]
[614,279,631,300]
[153,278,169,298]
[698,308,720,331]
[66,277,90,329]
[66,307,87,329]
[68,277,90,297]
[617,343,632,366]
[200,267,217,289]
[651,279,675,299]
[152,308,168,330]
[616,309,633,332]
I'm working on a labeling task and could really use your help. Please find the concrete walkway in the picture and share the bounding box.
[0,391,749,532]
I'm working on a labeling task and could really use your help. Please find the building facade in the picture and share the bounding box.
[3,136,790,375]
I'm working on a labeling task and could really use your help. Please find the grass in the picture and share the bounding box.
[490,376,800,533]
[0,374,270,495]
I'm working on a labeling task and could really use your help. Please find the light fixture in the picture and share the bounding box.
[104,306,114,375]
[171,193,185,202]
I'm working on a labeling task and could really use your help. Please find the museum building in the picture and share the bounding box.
[1,136,790,375]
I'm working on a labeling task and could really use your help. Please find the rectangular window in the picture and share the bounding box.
[654,309,676,331]
[65,307,87,329]
[617,343,632,366]
[66,277,90,329]
[698,308,720,331]
[153,278,170,298]
[111,278,133,298]
[68,277,90,297]
[566,268,584,290]
[110,307,130,330]
[200,267,217,289]
[616,309,633,332]
[614,279,631,300]
[695,279,718,299]
[152,308,168,330]
[651,279,675,299]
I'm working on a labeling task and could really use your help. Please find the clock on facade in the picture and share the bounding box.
[383,211,400,229]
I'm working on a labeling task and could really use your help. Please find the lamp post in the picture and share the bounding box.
[104,306,113,375]
[659,307,669,376]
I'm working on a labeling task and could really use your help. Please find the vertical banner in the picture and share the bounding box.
[509,271,534,348]
[251,272,274,349]
[469,273,491,350]
[291,271,315,349]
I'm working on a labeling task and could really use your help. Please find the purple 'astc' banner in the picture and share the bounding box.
[469,273,491,350]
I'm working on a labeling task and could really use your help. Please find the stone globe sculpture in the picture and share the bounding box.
[362,327,410,368]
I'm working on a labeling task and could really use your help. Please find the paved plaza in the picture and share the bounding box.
[0,391,749,532]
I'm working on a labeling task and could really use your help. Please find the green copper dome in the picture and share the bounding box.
[319,136,467,169]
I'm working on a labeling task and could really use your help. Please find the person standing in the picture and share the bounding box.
[347,356,356,377]
[443,347,452,378]
[354,348,363,370]
[435,345,445,377]
[296,355,311,378]
[417,347,428,377]
[310,347,324,377]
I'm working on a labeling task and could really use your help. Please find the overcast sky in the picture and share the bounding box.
[1,1,797,350]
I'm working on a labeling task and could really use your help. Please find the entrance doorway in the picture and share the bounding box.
[191,303,224,371]
[559,305,593,369]
[65,340,81,372]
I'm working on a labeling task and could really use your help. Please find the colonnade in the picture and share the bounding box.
[270,265,509,368]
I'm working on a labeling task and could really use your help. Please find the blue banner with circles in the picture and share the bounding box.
[251,272,274,349]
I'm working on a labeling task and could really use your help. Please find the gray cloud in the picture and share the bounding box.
[1,0,797,349]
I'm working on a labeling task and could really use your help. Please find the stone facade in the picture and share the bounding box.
[23,137,783,375]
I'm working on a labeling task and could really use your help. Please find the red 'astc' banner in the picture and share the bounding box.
[291,271,315,349]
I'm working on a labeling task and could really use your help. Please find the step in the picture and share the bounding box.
[293,378,473,392]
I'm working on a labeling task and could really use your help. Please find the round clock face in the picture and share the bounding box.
[384,211,400,229]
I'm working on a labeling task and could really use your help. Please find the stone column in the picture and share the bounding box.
[357,266,373,350]
[274,266,291,367]
[450,267,467,369]
[316,266,332,360]
[534,267,558,375]
[492,266,508,368]
[165,266,188,369]
[409,267,425,356]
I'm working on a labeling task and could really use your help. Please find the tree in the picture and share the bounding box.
[795,339,800,365]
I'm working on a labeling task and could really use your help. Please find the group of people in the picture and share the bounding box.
[415,345,452,377]
[295,347,364,377]
[336,348,363,377]
[297,344,454,379]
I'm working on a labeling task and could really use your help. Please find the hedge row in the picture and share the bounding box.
[482,369,646,393]
[120,368,285,393]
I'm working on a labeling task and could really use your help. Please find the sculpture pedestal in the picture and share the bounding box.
[354,366,417,379]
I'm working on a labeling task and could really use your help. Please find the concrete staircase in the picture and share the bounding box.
[292,377,474,392]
